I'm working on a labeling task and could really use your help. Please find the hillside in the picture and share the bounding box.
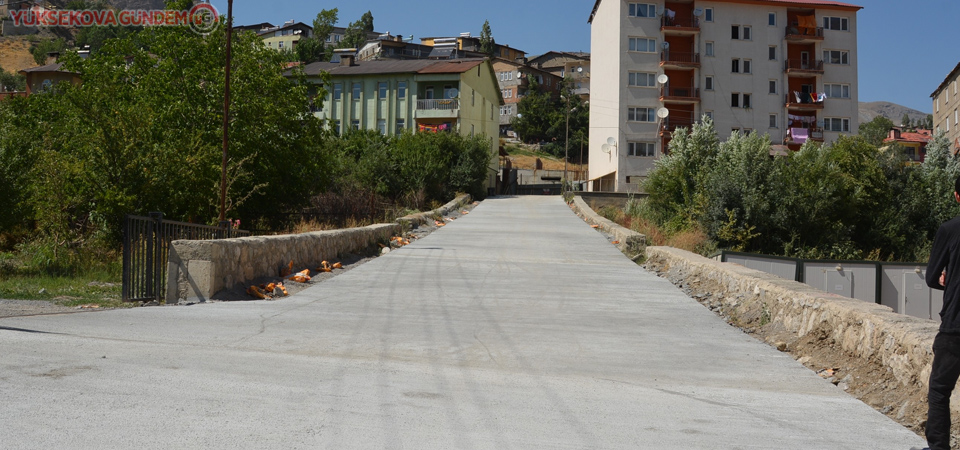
[859,101,930,125]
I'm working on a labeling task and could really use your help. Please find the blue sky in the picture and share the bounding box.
[210,0,958,113]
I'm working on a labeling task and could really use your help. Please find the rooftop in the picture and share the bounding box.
[590,0,862,23]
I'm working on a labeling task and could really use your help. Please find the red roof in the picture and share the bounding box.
[884,129,934,144]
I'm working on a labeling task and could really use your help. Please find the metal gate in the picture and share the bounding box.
[122,213,249,302]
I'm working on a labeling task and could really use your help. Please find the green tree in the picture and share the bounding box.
[858,115,893,147]
[512,77,555,144]
[295,8,338,63]
[479,20,496,56]
[0,68,25,92]
[30,38,68,65]
[340,11,374,50]
[901,112,912,128]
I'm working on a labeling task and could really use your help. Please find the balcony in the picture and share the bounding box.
[659,86,700,103]
[660,51,700,69]
[416,98,459,119]
[661,15,699,35]
[785,93,824,110]
[659,116,696,137]
[785,26,824,42]
[785,127,824,144]
[784,59,824,76]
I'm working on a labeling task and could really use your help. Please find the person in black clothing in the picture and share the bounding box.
[924,175,960,450]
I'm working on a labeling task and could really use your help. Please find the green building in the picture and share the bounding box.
[297,53,504,191]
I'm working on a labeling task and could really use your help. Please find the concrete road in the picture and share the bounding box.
[1,196,926,449]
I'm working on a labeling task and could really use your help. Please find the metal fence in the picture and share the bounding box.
[716,250,943,322]
[122,213,249,302]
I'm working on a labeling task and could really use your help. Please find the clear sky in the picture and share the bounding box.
[210,0,958,114]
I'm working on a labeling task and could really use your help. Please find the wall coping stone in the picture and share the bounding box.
[569,195,645,256]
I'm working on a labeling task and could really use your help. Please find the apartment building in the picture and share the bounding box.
[491,59,562,137]
[295,53,503,190]
[931,61,960,155]
[588,0,862,192]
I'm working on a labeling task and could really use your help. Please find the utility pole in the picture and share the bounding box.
[219,0,234,223]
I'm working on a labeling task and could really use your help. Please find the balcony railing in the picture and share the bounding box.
[785,25,824,40]
[660,51,700,67]
[660,86,700,101]
[785,93,825,109]
[784,59,824,73]
[417,99,459,110]
[661,15,699,30]
[785,127,824,144]
[660,116,696,136]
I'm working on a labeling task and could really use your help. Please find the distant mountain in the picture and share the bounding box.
[859,101,930,125]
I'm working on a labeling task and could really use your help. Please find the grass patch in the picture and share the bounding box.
[0,252,128,308]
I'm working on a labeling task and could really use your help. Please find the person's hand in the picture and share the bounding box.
[941,270,947,287]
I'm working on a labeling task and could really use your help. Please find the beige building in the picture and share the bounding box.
[587,0,862,192]
[931,62,960,154]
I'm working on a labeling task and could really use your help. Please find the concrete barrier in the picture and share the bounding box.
[396,194,472,229]
[167,223,399,303]
[568,195,645,257]
[645,246,944,431]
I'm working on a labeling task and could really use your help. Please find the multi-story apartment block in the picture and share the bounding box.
[491,59,562,137]
[931,61,960,155]
[527,51,591,79]
[297,52,503,190]
[588,0,862,192]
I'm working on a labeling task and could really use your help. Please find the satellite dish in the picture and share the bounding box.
[693,8,703,16]
[606,137,617,146]
[517,71,523,78]
[448,88,459,98]
[657,108,670,119]
[657,74,669,85]
[601,144,612,154]
[662,41,670,50]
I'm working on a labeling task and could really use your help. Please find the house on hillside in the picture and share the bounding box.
[18,53,81,95]
[587,0,862,192]
[883,127,933,163]
[257,20,313,52]
[491,58,562,138]
[931,61,960,155]
[291,51,503,191]
[356,32,474,62]
[527,51,591,78]
[420,33,526,62]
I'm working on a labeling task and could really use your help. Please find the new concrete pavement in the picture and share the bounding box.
[0,196,926,449]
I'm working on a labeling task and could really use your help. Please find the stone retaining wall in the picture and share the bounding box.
[397,194,472,229]
[644,246,947,425]
[569,195,645,257]
[167,223,399,303]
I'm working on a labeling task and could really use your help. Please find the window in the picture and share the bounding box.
[769,46,777,61]
[377,119,386,134]
[705,41,714,57]
[704,8,713,22]
[397,81,406,99]
[704,111,714,120]
[732,59,740,73]
[627,142,656,157]
[769,114,778,129]
[732,59,750,74]
[333,83,342,100]
[769,80,777,94]
[955,109,958,125]
[278,41,284,49]
[705,76,714,91]
[333,120,341,135]
[472,89,475,107]
[732,25,751,40]
[823,16,849,31]
[731,93,750,108]
[629,37,656,52]
[744,59,752,74]
[937,97,940,113]
[378,82,387,99]
[628,3,656,18]
[628,107,656,122]
[768,13,776,26]
[823,83,850,99]
[823,50,849,65]
[352,83,361,100]
[628,72,656,87]
[396,119,405,133]
[824,117,850,132]
[351,120,360,130]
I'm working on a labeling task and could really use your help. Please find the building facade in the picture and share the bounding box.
[491,59,562,137]
[297,55,503,190]
[932,62,960,154]
[588,0,862,192]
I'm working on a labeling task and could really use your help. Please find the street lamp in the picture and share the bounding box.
[564,102,577,195]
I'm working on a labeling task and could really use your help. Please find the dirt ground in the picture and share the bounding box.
[506,154,586,173]
[647,264,940,443]
[0,37,38,74]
